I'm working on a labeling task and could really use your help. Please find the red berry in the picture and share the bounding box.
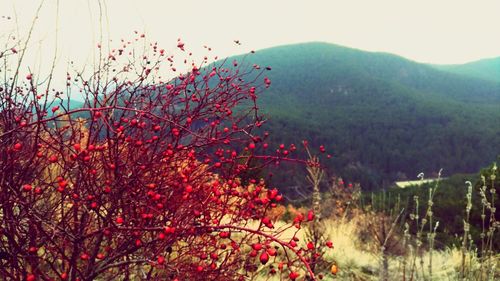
[177,41,185,50]
[259,252,269,265]
[249,250,258,257]
[267,189,278,199]
[252,243,263,251]
[210,252,218,260]
[58,180,67,189]
[289,272,300,280]
[157,255,165,265]
[307,210,315,221]
[172,128,180,136]
[264,77,271,87]
[164,226,175,234]
[293,213,304,224]
[267,248,277,256]
[219,231,229,238]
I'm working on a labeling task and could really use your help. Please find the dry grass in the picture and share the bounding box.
[322,217,498,280]
[254,215,499,281]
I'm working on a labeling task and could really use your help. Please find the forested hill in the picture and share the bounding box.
[433,57,500,83]
[229,42,500,189]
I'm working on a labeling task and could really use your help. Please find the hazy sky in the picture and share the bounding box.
[1,0,500,70]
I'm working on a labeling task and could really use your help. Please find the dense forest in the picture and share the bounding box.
[225,42,500,191]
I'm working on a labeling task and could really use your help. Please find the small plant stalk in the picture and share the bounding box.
[462,181,473,280]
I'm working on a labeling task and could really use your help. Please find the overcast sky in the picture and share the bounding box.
[1,0,500,72]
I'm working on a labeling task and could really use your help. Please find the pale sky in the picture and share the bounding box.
[1,0,500,77]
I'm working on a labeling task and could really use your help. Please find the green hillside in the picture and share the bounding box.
[434,57,500,83]
[227,42,500,190]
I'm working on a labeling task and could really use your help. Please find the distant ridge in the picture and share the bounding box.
[433,57,500,83]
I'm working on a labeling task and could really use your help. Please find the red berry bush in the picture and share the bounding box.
[0,32,329,280]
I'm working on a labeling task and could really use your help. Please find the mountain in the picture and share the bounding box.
[225,42,500,190]
[433,57,500,83]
